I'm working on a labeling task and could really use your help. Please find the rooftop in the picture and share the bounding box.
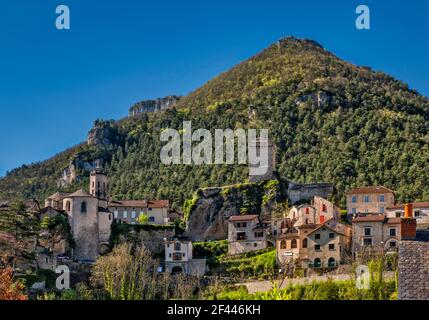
[352,214,386,223]
[228,214,259,222]
[108,200,169,208]
[387,202,429,210]
[67,189,94,198]
[346,186,394,195]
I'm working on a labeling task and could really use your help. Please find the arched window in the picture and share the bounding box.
[328,257,336,268]
[314,258,321,268]
[66,201,71,212]
[291,239,297,249]
[302,238,308,248]
[81,201,87,213]
[280,240,287,249]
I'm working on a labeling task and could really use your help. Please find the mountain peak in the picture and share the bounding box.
[276,36,324,50]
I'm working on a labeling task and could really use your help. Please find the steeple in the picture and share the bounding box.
[90,164,108,200]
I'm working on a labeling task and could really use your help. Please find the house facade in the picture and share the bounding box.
[386,202,429,225]
[164,238,206,277]
[346,186,395,219]
[109,200,169,225]
[352,214,401,257]
[227,215,268,255]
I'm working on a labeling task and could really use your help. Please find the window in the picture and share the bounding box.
[123,211,128,219]
[351,195,357,203]
[148,216,155,222]
[173,253,182,261]
[315,234,321,240]
[305,218,309,224]
[364,228,372,236]
[66,201,71,212]
[174,242,181,251]
[254,243,258,247]
[237,232,246,241]
[352,208,357,214]
[329,243,335,251]
[131,211,136,219]
[280,240,287,249]
[364,195,370,203]
[314,258,321,268]
[291,239,297,249]
[273,230,277,235]
[415,210,421,217]
[254,231,264,238]
[329,233,335,239]
[389,241,397,248]
[305,208,310,214]
[315,244,321,251]
[379,195,385,202]
[389,228,396,237]
[114,211,118,219]
[380,207,385,214]
[395,212,401,218]
[302,239,308,248]
[108,214,112,221]
[148,208,153,211]
[363,238,372,246]
[322,204,327,212]
[320,215,325,224]
[81,201,87,213]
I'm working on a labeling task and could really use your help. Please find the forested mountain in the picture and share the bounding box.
[1,37,429,208]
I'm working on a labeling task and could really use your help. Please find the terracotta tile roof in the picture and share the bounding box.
[147,200,169,208]
[346,186,394,195]
[387,218,402,224]
[67,189,94,198]
[387,202,429,210]
[228,215,259,222]
[353,214,386,223]
[46,192,71,201]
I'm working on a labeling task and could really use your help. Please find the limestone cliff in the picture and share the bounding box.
[185,180,288,241]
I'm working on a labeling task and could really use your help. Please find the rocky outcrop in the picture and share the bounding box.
[186,180,288,241]
[87,120,121,148]
[129,95,180,116]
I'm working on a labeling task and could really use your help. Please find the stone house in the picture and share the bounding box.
[346,186,395,219]
[164,237,206,277]
[270,217,292,238]
[276,219,351,269]
[306,221,352,268]
[109,200,169,225]
[227,215,268,255]
[386,202,429,225]
[352,214,401,258]
[288,196,340,227]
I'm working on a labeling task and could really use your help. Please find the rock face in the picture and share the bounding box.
[87,120,121,148]
[186,180,287,241]
[129,95,180,117]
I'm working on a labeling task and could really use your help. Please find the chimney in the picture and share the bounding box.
[401,203,416,240]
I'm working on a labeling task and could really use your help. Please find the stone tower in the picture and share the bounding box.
[90,169,108,207]
[248,138,277,183]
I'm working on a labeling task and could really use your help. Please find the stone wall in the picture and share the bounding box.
[287,182,334,204]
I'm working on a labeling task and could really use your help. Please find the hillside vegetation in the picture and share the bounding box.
[1,37,429,207]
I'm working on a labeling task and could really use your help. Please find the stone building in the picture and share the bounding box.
[109,200,169,225]
[276,219,351,269]
[248,138,277,183]
[287,196,340,227]
[164,237,206,277]
[287,182,334,204]
[386,202,429,225]
[346,186,395,219]
[306,220,352,268]
[352,214,401,258]
[227,215,268,255]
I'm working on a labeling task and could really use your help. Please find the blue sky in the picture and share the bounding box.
[0,0,428,177]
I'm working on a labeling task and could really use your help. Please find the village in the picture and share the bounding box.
[1,139,428,300]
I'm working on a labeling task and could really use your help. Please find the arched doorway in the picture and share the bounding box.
[328,257,336,268]
[314,258,321,268]
[172,266,183,274]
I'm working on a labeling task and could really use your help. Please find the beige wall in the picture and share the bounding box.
[347,192,394,215]
[165,240,193,262]
[313,196,340,221]
[227,219,267,255]
[307,228,343,268]
[352,221,400,255]
[111,206,169,225]
[64,196,99,261]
